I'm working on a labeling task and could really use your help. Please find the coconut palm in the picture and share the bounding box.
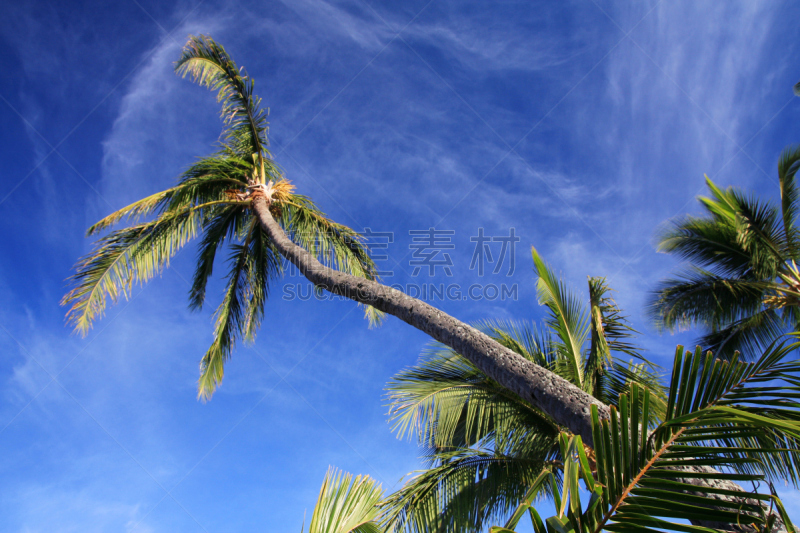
[61,35,608,441]
[380,249,666,533]
[302,467,384,533]
[650,148,800,359]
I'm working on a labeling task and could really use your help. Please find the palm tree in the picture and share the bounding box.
[301,467,384,533]
[381,249,665,533]
[650,148,800,359]
[61,36,790,529]
[491,341,800,533]
[62,35,607,442]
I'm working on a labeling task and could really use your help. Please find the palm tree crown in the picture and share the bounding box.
[651,147,800,358]
[61,35,384,398]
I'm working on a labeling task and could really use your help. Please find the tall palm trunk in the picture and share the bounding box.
[253,196,782,533]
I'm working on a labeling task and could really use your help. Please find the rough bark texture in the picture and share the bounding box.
[252,196,785,532]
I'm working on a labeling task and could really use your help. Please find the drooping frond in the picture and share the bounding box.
[242,223,284,341]
[197,223,255,399]
[304,467,383,533]
[189,204,250,310]
[277,193,385,326]
[176,35,269,163]
[382,448,559,533]
[197,221,284,399]
[63,203,236,335]
[532,247,589,388]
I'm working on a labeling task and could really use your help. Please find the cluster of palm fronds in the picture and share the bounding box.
[62,35,383,399]
[651,148,800,358]
[309,339,800,533]
[62,35,800,532]
[493,341,800,533]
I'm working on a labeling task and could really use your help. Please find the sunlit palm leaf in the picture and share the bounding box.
[304,467,383,533]
[175,34,269,161]
[532,247,589,387]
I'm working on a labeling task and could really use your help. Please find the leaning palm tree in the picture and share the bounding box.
[62,35,606,440]
[650,149,800,359]
[62,36,791,528]
[380,249,665,533]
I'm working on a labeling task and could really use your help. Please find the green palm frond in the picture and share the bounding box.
[652,169,800,359]
[477,319,556,369]
[384,252,666,533]
[197,220,284,399]
[242,224,283,341]
[532,247,589,388]
[382,447,560,533]
[62,202,243,335]
[304,467,384,533]
[494,341,800,533]
[657,177,784,281]
[87,156,250,236]
[586,277,645,399]
[386,342,558,452]
[65,36,392,398]
[651,267,770,331]
[695,306,787,358]
[189,204,250,310]
[175,35,269,164]
[278,193,385,326]
[593,359,666,424]
[197,222,255,399]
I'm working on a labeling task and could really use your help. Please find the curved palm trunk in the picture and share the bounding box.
[253,197,782,532]
[253,196,605,440]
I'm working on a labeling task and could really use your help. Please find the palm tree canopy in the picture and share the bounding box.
[381,249,665,533]
[61,35,384,399]
[651,147,800,358]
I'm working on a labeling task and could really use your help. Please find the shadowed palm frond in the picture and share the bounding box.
[779,145,800,258]
[652,163,800,359]
[382,448,560,533]
[197,220,285,399]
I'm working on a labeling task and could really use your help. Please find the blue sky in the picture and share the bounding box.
[2,0,800,531]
